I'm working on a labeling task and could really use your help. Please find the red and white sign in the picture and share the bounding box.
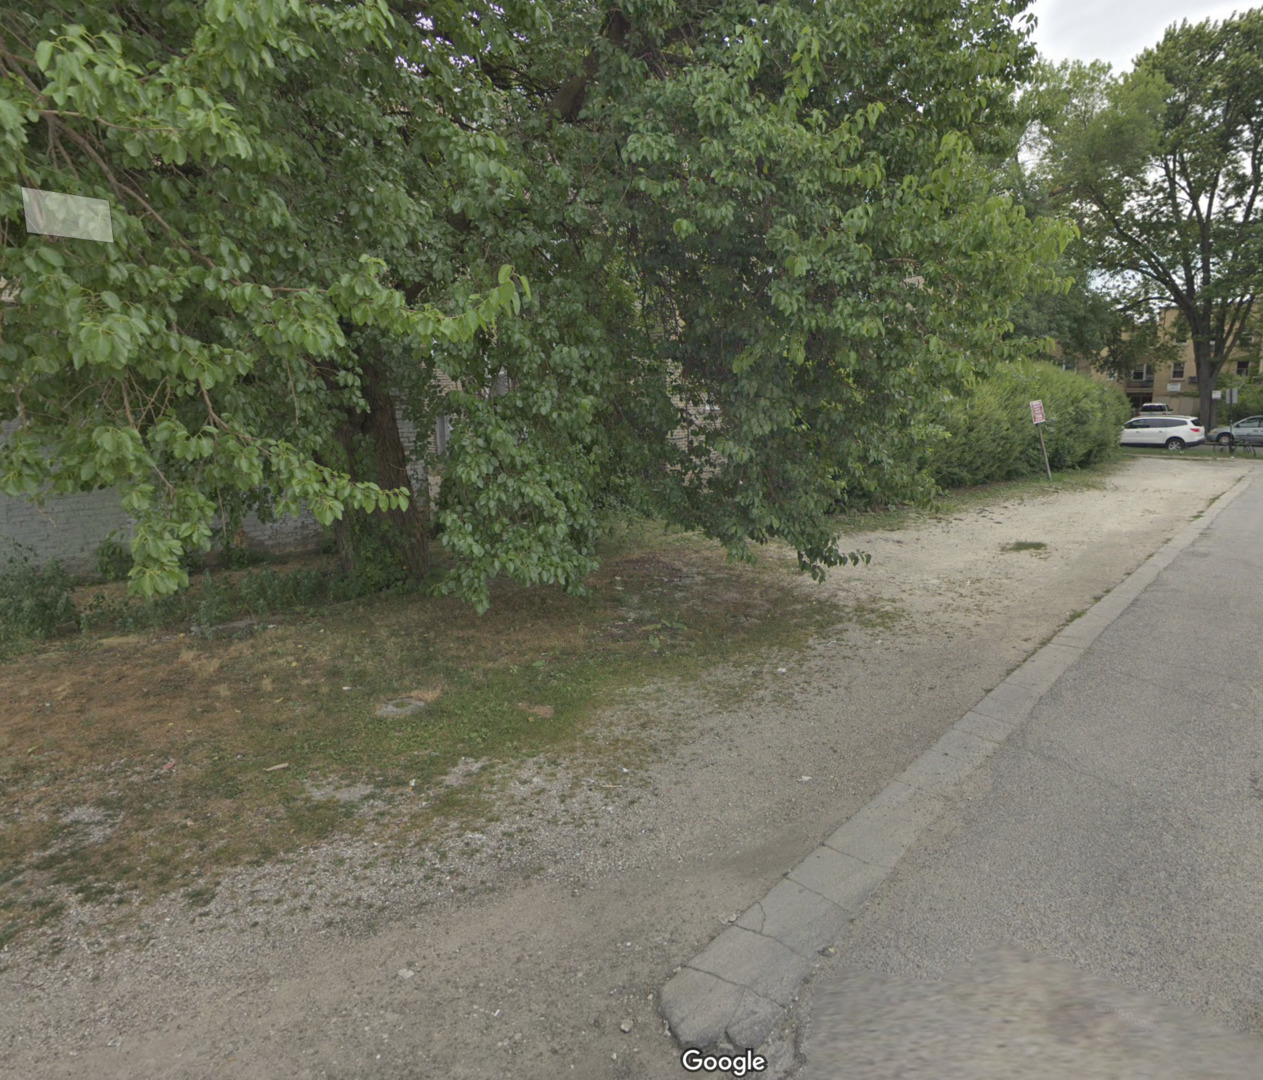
[1030,400,1045,424]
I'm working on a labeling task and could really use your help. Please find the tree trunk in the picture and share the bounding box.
[329,420,361,575]
[358,358,431,580]
[315,349,431,581]
[1195,338,1216,430]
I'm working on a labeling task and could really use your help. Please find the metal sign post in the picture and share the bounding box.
[1030,400,1052,480]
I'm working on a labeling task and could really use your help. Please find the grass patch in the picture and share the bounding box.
[1001,541,1048,553]
[849,601,906,631]
[832,456,1127,536]
[0,519,844,948]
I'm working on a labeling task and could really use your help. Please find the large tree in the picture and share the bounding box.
[2,0,1070,610]
[1031,11,1263,426]
[540,0,1069,571]
[0,0,530,600]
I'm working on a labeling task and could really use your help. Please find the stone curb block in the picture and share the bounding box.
[970,680,1042,723]
[823,782,945,867]
[789,846,890,908]
[688,925,810,1008]
[659,967,745,1049]
[736,878,854,960]
[956,710,1019,743]
[1003,643,1083,691]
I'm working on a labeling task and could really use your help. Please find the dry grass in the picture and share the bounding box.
[0,522,848,951]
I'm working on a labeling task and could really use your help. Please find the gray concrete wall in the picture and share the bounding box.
[0,401,446,576]
[0,417,325,575]
[0,483,328,576]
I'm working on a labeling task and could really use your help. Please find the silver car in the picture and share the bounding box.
[1119,416,1205,450]
[1206,415,1263,446]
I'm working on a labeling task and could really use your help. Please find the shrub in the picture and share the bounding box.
[217,543,266,570]
[286,568,329,606]
[0,542,77,643]
[94,534,133,583]
[191,571,234,637]
[238,568,288,615]
[1221,378,1263,425]
[925,360,1129,489]
[238,566,333,615]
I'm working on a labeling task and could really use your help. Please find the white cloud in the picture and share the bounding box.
[1027,0,1255,71]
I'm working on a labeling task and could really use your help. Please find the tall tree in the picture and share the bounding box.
[1031,11,1263,426]
[0,0,529,599]
[581,0,1069,565]
[3,0,1071,611]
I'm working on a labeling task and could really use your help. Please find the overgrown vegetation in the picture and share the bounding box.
[1028,10,1263,429]
[0,541,76,646]
[2,0,1069,611]
[0,450,1146,950]
[925,359,1130,488]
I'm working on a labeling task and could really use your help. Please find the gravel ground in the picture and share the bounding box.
[0,454,1252,1080]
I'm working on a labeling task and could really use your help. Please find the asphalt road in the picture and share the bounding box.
[797,473,1263,1078]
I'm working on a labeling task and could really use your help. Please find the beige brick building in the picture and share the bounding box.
[1054,307,1259,417]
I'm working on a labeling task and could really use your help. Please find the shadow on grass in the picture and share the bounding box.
[0,519,848,951]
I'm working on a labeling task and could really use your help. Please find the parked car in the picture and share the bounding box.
[1206,415,1263,446]
[1138,402,1174,414]
[1119,416,1205,450]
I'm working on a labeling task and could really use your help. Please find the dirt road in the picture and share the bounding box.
[1,455,1251,1079]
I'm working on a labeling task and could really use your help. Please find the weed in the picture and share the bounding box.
[94,534,133,583]
[850,601,905,630]
[217,544,267,571]
[0,541,76,646]
[1001,540,1048,552]
[191,571,233,637]
[833,458,1125,536]
[184,884,218,909]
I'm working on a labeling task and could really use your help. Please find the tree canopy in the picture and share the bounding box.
[2,0,1069,610]
[1030,10,1263,424]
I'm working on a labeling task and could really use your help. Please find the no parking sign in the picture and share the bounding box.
[1030,400,1051,479]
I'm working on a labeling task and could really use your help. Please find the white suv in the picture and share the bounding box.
[1120,416,1205,450]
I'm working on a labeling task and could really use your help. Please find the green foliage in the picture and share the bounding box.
[191,571,233,637]
[215,543,266,571]
[1219,377,1263,425]
[0,542,77,643]
[93,533,132,582]
[1029,11,1263,427]
[1,0,527,602]
[568,0,1071,580]
[926,361,1129,487]
[237,565,333,614]
[327,536,408,601]
[4,0,1071,611]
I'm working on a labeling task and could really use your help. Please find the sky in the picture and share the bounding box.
[1027,0,1257,71]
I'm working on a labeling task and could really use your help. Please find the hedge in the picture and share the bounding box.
[924,359,1130,489]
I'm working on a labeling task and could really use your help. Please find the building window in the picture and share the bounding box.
[1171,362,1185,380]
[1130,364,1152,384]
[1237,360,1251,377]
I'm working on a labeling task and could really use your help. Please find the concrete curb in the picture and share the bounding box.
[658,471,1255,1052]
